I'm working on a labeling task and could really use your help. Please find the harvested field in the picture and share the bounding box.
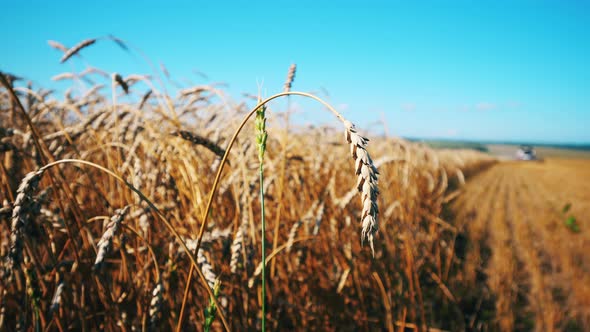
[451,159,590,331]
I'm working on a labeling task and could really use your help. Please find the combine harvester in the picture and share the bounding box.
[515,145,542,161]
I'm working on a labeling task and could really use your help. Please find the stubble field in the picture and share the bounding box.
[451,159,590,331]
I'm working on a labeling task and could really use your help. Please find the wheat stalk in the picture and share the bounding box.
[0,289,6,329]
[24,255,41,320]
[312,202,325,236]
[337,187,358,210]
[254,98,269,332]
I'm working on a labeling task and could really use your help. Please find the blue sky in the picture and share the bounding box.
[2,1,589,144]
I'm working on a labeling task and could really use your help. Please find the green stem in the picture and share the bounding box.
[259,162,266,332]
[34,306,40,332]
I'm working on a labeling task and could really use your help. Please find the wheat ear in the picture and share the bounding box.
[171,130,226,159]
[344,121,379,255]
[94,206,130,269]
[49,281,65,315]
[287,201,318,252]
[60,38,97,63]
[149,282,164,329]
[230,214,248,274]
[284,64,297,92]
[8,169,45,273]
[47,40,67,52]
[197,249,217,289]
[113,73,130,94]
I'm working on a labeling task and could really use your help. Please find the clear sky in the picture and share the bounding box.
[1,1,589,144]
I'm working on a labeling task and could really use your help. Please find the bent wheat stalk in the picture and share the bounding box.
[191,91,380,265]
[177,91,380,331]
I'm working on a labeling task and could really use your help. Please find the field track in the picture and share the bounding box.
[452,159,590,331]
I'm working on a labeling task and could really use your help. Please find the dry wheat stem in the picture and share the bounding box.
[312,202,325,236]
[337,187,358,210]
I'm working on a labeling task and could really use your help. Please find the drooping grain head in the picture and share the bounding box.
[60,38,97,63]
[344,121,379,255]
[49,282,65,315]
[172,130,226,159]
[94,206,130,270]
[230,214,248,274]
[47,40,67,52]
[197,249,217,289]
[8,169,45,276]
[113,73,129,94]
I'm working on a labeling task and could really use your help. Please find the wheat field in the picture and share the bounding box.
[1,39,586,331]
